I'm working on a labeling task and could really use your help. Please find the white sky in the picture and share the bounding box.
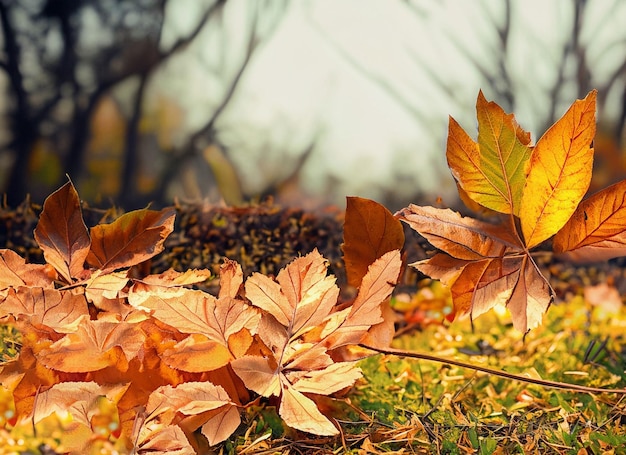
[152,0,626,207]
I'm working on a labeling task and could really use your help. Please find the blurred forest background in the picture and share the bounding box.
[1,0,625,211]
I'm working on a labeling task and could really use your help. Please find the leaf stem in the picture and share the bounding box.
[358,344,626,395]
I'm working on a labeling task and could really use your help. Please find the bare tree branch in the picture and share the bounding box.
[306,13,429,126]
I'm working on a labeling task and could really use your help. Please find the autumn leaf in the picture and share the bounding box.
[279,383,339,436]
[399,205,522,260]
[520,90,597,248]
[233,249,399,435]
[134,268,212,289]
[399,90,601,332]
[86,207,176,273]
[342,197,404,288]
[447,91,533,216]
[129,261,260,372]
[0,249,56,291]
[0,287,89,333]
[144,382,240,446]
[38,320,144,372]
[553,179,626,263]
[398,205,551,332]
[29,381,127,428]
[33,180,91,283]
[321,250,401,348]
[161,334,233,372]
[132,423,196,455]
[244,249,338,338]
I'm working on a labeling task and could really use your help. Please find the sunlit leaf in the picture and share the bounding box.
[553,179,626,262]
[0,249,56,291]
[447,91,533,215]
[279,384,338,436]
[38,320,144,372]
[87,207,175,272]
[398,205,522,260]
[520,90,596,248]
[0,287,88,333]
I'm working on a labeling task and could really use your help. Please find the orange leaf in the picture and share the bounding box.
[145,382,239,446]
[201,405,242,447]
[415,253,551,332]
[134,424,195,455]
[218,259,243,300]
[230,355,280,397]
[33,181,90,283]
[84,270,129,312]
[553,179,626,263]
[520,90,597,248]
[401,203,553,332]
[86,207,175,272]
[133,288,259,351]
[447,92,533,215]
[343,197,404,288]
[398,205,522,260]
[322,250,401,348]
[135,268,212,288]
[233,250,389,436]
[506,255,552,332]
[30,381,127,427]
[161,334,233,372]
[38,320,144,372]
[279,384,338,436]
[286,362,362,396]
[411,252,466,284]
[448,257,520,320]
[245,249,339,337]
[0,287,88,333]
[0,249,56,291]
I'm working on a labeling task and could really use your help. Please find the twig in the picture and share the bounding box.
[358,344,626,395]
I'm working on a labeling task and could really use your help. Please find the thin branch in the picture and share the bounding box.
[156,1,288,201]
[359,344,626,395]
[306,15,429,125]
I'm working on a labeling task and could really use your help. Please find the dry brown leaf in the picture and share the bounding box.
[145,382,239,446]
[87,207,175,273]
[130,261,259,373]
[38,320,144,372]
[0,249,56,291]
[321,250,402,348]
[135,268,212,288]
[134,424,196,455]
[233,249,400,436]
[399,204,551,332]
[218,259,243,299]
[343,197,404,288]
[161,334,233,372]
[0,287,88,333]
[33,181,91,283]
[29,381,128,427]
[245,249,338,337]
[279,384,338,436]
[399,205,522,260]
[553,179,626,263]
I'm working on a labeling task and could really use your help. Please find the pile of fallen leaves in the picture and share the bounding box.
[0,182,404,453]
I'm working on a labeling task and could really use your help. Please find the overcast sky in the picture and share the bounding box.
[153,0,626,208]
